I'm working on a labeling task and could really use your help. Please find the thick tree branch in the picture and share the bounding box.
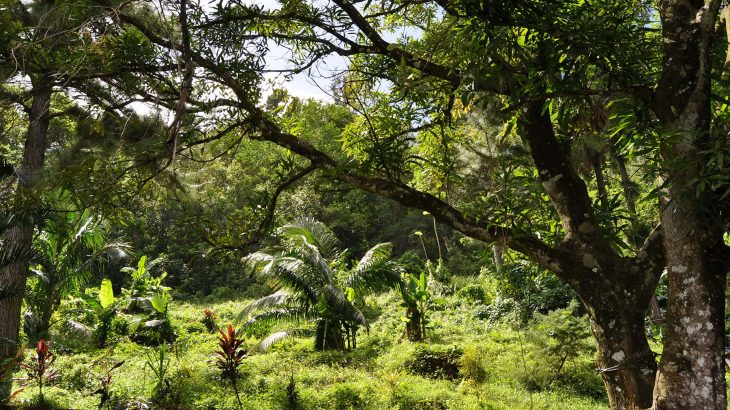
[114,7,564,275]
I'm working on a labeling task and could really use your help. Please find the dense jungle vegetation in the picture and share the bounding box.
[1,0,730,409]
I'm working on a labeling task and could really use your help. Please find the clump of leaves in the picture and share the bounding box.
[398,271,432,342]
[215,324,246,408]
[123,256,176,345]
[406,345,462,380]
[201,308,218,333]
[20,339,58,403]
[458,344,487,383]
[74,278,118,347]
[145,344,170,403]
[94,360,124,409]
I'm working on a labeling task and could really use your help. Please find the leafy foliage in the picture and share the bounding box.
[202,308,218,333]
[24,193,128,341]
[215,324,246,408]
[94,360,125,410]
[241,218,399,351]
[122,256,176,345]
[19,339,58,403]
[144,344,171,402]
[68,278,119,348]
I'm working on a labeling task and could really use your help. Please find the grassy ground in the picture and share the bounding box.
[9,289,610,409]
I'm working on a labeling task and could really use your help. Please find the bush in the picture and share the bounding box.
[458,344,486,383]
[511,302,600,395]
[476,297,522,323]
[455,283,489,305]
[405,345,462,380]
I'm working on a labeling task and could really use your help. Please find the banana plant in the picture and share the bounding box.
[68,278,118,348]
[397,271,432,342]
[121,256,175,345]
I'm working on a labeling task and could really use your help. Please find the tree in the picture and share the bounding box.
[97,0,730,407]
[24,194,128,340]
[241,218,399,351]
[0,0,178,398]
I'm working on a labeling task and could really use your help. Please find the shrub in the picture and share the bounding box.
[455,283,489,305]
[201,308,218,332]
[19,339,58,403]
[458,344,486,383]
[405,345,462,380]
[215,324,246,408]
[511,302,598,393]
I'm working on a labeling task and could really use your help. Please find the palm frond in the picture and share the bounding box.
[237,290,290,323]
[346,242,402,295]
[60,319,93,342]
[321,284,368,328]
[242,307,312,330]
[281,218,340,260]
[257,257,320,303]
[249,331,291,353]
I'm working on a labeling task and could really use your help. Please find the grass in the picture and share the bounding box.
[9,286,610,409]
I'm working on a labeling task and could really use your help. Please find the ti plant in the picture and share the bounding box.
[94,361,124,410]
[201,308,218,333]
[20,339,58,403]
[215,324,246,408]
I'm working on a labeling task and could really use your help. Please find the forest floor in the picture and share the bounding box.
[9,286,611,409]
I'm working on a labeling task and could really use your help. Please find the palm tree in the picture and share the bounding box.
[23,205,128,340]
[240,218,400,351]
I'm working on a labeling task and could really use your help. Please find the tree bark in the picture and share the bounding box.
[575,268,659,410]
[0,84,51,400]
[651,1,727,408]
[492,244,504,272]
[589,303,657,410]
[314,320,345,351]
[653,204,726,409]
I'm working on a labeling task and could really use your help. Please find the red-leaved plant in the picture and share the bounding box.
[202,308,218,333]
[20,339,58,403]
[215,324,246,408]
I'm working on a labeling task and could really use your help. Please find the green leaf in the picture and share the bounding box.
[98,278,115,309]
[149,294,167,313]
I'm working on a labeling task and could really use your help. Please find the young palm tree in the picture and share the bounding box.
[24,206,128,340]
[240,218,400,351]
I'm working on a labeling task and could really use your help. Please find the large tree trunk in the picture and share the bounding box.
[583,294,657,409]
[570,255,661,410]
[652,203,727,409]
[651,2,727,408]
[0,84,51,400]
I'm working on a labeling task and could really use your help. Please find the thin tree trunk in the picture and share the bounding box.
[0,84,52,400]
[492,244,504,272]
[405,306,423,342]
